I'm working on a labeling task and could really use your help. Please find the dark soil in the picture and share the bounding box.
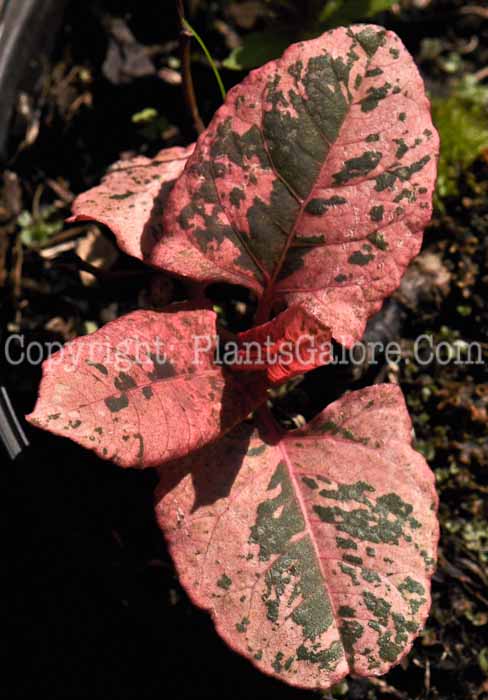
[5,1,487,698]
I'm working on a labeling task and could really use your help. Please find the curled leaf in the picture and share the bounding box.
[27,308,266,468]
[233,305,331,383]
[155,384,438,689]
[69,145,194,261]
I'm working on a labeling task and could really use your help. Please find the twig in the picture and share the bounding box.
[176,0,205,135]
[459,5,488,19]
[12,234,23,299]
[473,65,488,82]
[368,677,409,699]
[46,178,74,204]
[54,258,146,281]
[424,656,431,695]
[38,224,90,249]
[32,183,44,221]
[182,17,226,101]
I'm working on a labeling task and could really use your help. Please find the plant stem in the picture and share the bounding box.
[254,289,273,326]
[176,0,205,135]
[182,17,226,102]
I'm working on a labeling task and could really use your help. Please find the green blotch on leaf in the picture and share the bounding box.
[284,656,294,671]
[262,537,334,640]
[114,372,136,392]
[247,444,266,457]
[236,616,250,633]
[394,138,409,159]
[343,554,363,566]
[340,619,364,658]
[86,361,108,375]
[376,612,418,662]
[230,187,245,208]
[363,591,391,626]
[305,196,347,215]
[296,640,343,671]
[317,421,370,445]
[142,386,153,400]
[398,576,425,596]
[340,563,360,585]
[302,476,319,490]
[349,250,375,265]
[105,394,129,413]
[369,205,384,222]
[375,156,431,191]
[378,631,403,661]
[217,574,232,590]
[319,480,375,505]
[314,489,417,547]
[360,83,391,113]
[361,568,381,584]
[148,355,176,381]
[265,599,279,623]
[250,461,304,561]
[336,537,357,550]
[354,28,386,58]
[366,67,383,77]
[272,652,284,673]
[294,234,325,246]
[110,192,134,200]
[367,232,388,251]
[394,188,415,203]
[333,151,382,185]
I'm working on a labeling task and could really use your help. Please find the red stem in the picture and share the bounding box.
[176,0,205,135]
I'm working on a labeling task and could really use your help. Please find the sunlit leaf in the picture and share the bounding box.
[153,26,438,347]
[156,384,438,689]
[27,308,266,468]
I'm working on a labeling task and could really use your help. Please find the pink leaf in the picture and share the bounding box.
[233,305,331,383]
[27,308,266,468]
[151,25,438,345]
[69,145,194,261]
[155,384,438,689]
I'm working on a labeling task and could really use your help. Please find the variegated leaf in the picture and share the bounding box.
[27,308,266,468]
[155,384,438,689]
[152,25,438,346]
[69,145,194,261]
[233,305,332,383]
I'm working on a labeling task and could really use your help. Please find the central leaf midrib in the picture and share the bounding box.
[277,436,351,668]
[258,38,377,298]
[260,409,351,668]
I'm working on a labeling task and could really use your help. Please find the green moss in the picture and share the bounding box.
[432,77,488,204]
